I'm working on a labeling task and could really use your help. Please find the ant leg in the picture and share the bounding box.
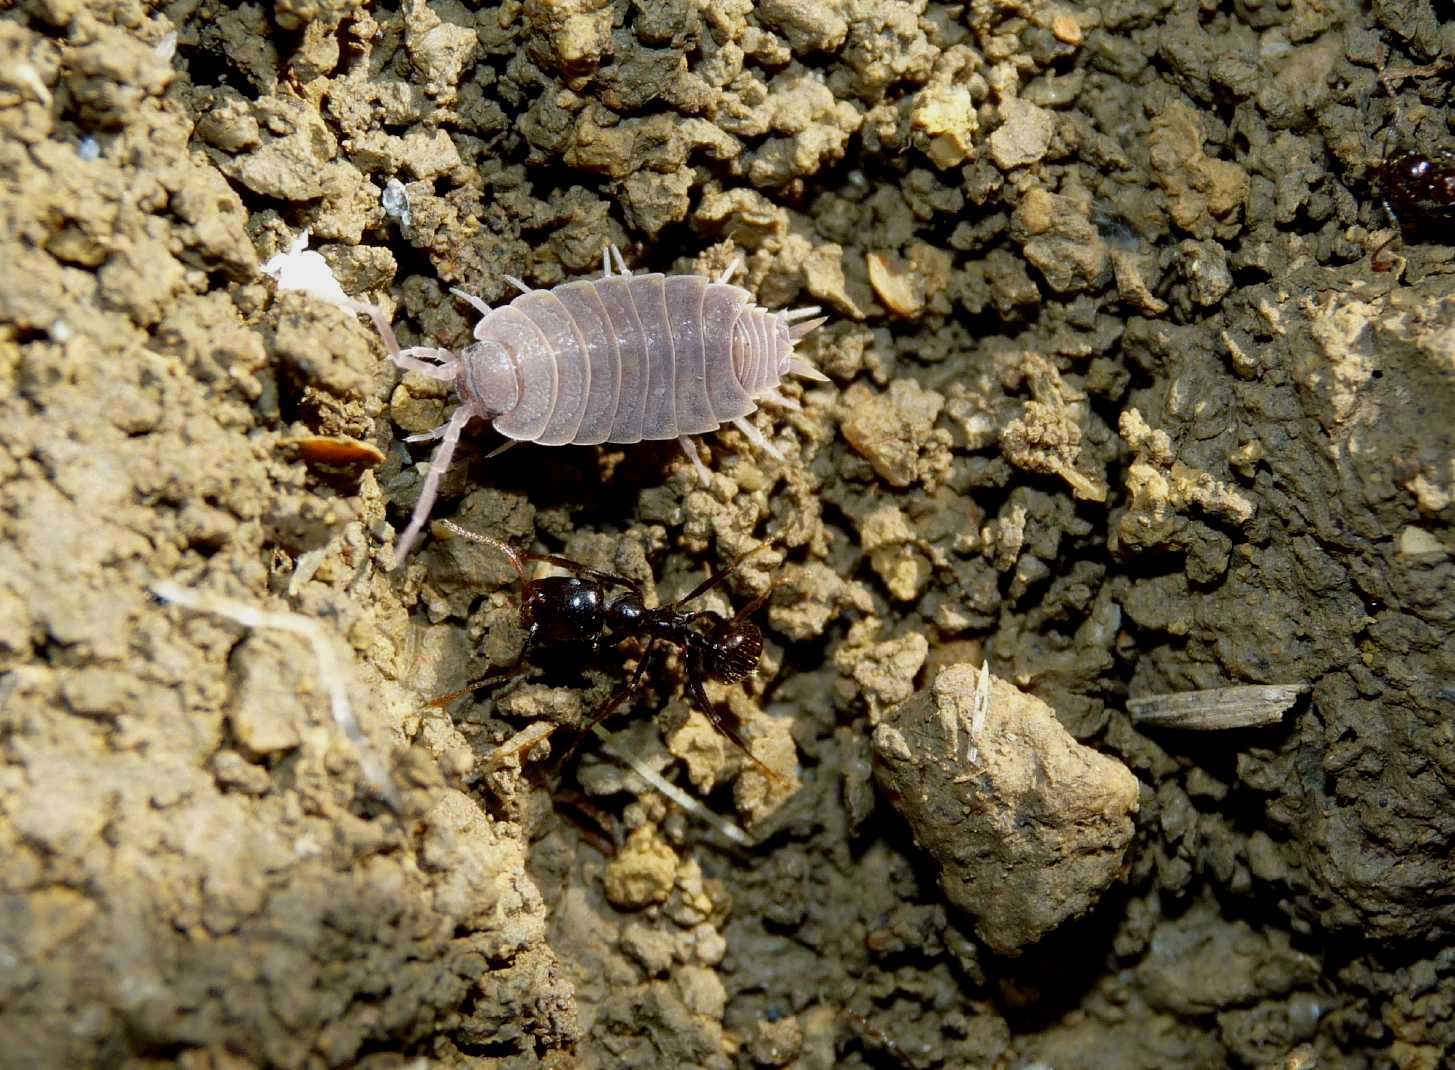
[427,621,541,707]
[684,673,786,785]
[556,640,659,768]
[672,538,779,608]
[729,582,775,622]
[1371,231,1402,272]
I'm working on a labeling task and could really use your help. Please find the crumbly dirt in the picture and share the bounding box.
[1,0,1452,1068]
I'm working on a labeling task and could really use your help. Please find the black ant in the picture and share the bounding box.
[1368,51,1455,269]
[435,521,785,783]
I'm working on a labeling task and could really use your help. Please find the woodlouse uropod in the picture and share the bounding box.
[377,246,829,567]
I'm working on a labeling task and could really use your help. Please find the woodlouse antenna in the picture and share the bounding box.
[390,347,459,381]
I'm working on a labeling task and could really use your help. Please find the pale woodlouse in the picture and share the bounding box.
[378,246,828,566]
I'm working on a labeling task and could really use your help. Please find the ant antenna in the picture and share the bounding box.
[437,520,529,587]
[673,536,782,607]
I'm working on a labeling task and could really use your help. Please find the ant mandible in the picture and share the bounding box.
[435,520,785,783]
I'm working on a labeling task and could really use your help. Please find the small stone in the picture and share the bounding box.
[1177,238,1232,307]
[1011,188,1108,295]
[621,167,694,236]
[988,98,1054,170]
[603,825,677,910]
[866,250,923,317]
[620,920,675,975]
[833,621,929,724]
[911,83,978,168]
[859,504,931,602]
[748,1016,803,1067]
[226,633,308,755]
[872,664,1140,955]
[840,378,947,488]
[756,0,848,54]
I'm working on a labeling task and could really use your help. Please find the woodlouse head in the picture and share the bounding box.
[458,340,521,418]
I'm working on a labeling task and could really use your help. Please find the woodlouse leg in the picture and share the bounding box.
[502,275,532,295]
[761,388,802,412]
[601,246,612,278]
[789,315,828,340]
[449,288,492,317]
[789,356,830,382]
[783,305,822,320]
[678,435,712,483]
[714,258,742,284]
[731,415,786,463]
[392,346,459,380]
[405,423,450,443]
[393,405,473,568]
[610,245,632,277]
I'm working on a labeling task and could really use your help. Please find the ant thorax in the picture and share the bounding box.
[605,592,646,634]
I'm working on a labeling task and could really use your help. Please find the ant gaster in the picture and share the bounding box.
[436,521,784,782]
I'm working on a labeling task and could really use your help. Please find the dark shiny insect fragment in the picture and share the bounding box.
[1373,151,1455,268]
[436,522,783,782]
[1368,52,1455,269]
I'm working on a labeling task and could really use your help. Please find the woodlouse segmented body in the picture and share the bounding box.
[380,246,828,566]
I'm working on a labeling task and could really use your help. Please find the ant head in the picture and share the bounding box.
[525,577,605,643]
[703,619,762,683]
